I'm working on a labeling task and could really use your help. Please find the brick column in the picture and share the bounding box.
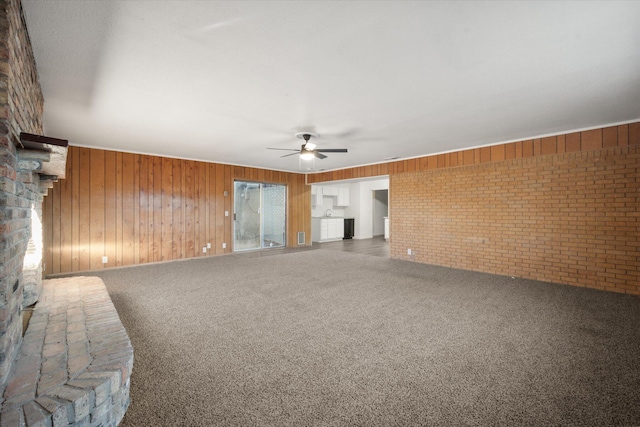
[0,0,46,386]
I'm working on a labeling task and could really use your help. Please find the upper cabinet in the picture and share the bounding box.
[324,187,339,196]
[311,186,323,206]
[312,185,349,207]
[337,187,349,206]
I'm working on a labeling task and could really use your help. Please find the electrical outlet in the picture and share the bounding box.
[207,243,211,249]
[102,256,108,264]
[407,249,412,255]
[225,211,229,217]
[202,247,207,253]
[222,242,227,249]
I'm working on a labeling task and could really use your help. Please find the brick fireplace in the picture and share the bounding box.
[0,0,66,387]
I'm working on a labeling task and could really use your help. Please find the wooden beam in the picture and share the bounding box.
[20,132,69,151]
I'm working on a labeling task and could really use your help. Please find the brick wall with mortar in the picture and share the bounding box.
[1,276,133,426]
[0,0,47,385]
[390,143,639,295]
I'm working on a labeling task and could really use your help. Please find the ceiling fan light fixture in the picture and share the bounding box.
[300,150,315,161]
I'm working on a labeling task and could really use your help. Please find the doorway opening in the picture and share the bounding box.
[234,181,287,251]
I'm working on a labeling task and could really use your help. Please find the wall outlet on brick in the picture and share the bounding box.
[102,256,108,264]
[407,249,412,255]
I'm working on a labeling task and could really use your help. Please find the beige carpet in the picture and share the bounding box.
[80,250,640,426]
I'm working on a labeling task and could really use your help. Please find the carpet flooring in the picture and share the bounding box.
[84,250,640,426]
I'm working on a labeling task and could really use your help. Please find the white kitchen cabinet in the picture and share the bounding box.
[327,218,338,238]
[311,186,323,206]
[312,217,344,242]
[324,187,339,196]
[336,187,349,206]
[335,218,345,238]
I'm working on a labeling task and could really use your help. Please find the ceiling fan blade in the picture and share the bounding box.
[314,152,327,159]
[316,148,348,153]
[268,147,299,151]
[280,152,300,158]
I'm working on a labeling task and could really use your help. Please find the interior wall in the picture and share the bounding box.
[42,146,311,274]
[344,178,389,239]
[372,190,388,236]
[391,143,639,294]
[307,123,640,184]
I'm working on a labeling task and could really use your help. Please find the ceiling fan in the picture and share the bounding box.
[268,132,348,160]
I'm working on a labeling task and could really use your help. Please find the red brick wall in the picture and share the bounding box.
[390,142,639,295]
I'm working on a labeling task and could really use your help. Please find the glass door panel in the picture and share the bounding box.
[262,184,286,248]
[234,181,287,251]
[234,182,261,251]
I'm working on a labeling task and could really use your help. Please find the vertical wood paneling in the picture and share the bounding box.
[59,152,72,273]
[44,147,311,273]
[224,165,232,253]
[504,143,516,160]
[581,129,602,151]
[173,159,183,260]
[138,155,149,264]
[70,147,80,272]
[602,127,618,148]
[541,136,557,155]
[89,149,105,270]
[133,154,140,265]
[214,164,224,255]
[104,151,116,268]
[617,124,628,146]
[78,148,91,271]
[184,160,195,258]
[196,161,207,255]
[565,133,581,152]
[115,152,124,266]
[122,153,135,266]
[51,177,61,273]
[161,157,173,261]
[533,139,541,156]
[628,122,639,145]
[152,157,162,262]
[491,144,505,162]
[42,187,53,274]
[463,149,474,166]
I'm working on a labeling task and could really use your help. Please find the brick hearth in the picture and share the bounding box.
[0,277,132,425]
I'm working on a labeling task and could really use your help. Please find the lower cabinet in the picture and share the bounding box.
[312,218,345,242]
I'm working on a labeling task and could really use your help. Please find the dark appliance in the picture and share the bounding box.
[343,218,355,239]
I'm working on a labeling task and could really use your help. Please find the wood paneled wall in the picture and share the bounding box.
[42,147,311,274]
[308,122,640,183]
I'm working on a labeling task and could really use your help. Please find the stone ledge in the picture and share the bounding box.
[0,277,133,426]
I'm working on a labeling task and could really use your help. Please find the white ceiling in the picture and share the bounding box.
[22,1,640,173]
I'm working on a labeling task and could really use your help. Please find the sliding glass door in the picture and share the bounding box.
[234,181,286,251]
